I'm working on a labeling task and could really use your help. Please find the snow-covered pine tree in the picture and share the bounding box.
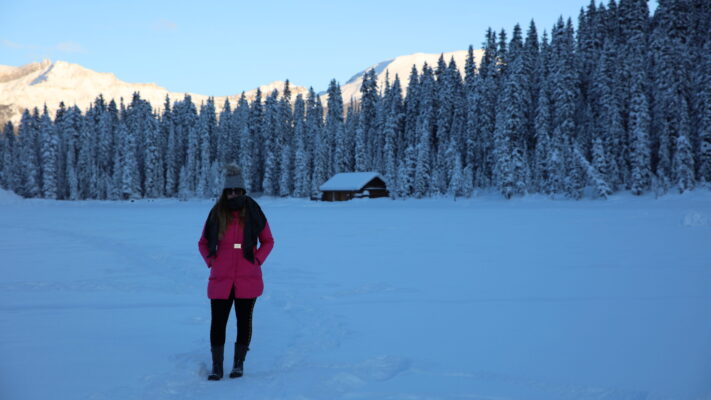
[397,144,416,198]
[356,69,378,171]
[464,45,478,176]
[177,164,190,201]
[209,160,223,198]
[414,63,435,198]
[695,36,711,183]
[523,20,540,166]
[390,73,405,161]
[144,112,163,198]
[162,100,178,197]
[593,38,624,190]
[563,138,585,199]
[278,81,294,196]
[383,109,398,192]
[446,137,464,199]
[628,77,652,195]
[18,110,40,198]
[203,97,218,163]
[0,123,14,190]
[119,118,139,200]
[673,98,695,193]
[433,56,459,195]
[39,106,59,199]
[673,134,695,193]
[292,94,309,197]
[578,140,612,198]
[590,137,612,197]
[60,106,85,201]
[184,112,199,196]
[77,111,98,199]
[549,18,580,196]
[262,90,280,196]
[247,89,263,192]
[343,101,357,172]
[495,26,529,198]
[473,29,499,188]
[308,91,325,197]
[235,94,252,191]
[216,98,232,165]
[326,79,345,177]
[97,103,116,199]
[198,102,214,198]
[404,65,420,151]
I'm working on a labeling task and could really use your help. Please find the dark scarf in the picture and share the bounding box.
[203,196,266,263]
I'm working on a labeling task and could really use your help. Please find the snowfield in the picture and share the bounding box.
[1,190,710,400]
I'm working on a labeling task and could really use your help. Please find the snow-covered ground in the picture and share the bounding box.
[1,189,710,400]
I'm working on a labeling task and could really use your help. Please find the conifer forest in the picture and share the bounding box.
[1,0,709,200]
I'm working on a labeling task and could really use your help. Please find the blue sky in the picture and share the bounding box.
[1,0,658,96]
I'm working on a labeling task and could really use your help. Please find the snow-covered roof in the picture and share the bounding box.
[319,172,384,191]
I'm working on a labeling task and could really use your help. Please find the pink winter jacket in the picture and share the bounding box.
[198,212,274,299]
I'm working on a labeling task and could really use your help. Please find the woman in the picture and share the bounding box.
[198,165,274,381]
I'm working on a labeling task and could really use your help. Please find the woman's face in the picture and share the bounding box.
[224,188,245,199]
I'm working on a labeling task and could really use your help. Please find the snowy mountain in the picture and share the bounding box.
[0,50,484,128]
[326,50,484,102]
[0,60,308,127]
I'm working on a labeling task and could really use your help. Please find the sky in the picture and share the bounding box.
[1,0,658,96]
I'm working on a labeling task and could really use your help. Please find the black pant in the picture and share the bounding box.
[210,286,257,347]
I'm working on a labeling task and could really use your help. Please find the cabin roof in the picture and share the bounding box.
[319,172,385,191]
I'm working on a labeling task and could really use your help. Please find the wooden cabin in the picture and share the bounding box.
[318,172,389,201]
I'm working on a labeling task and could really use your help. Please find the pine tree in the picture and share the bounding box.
[591,138,613,197]
[39,107,59,199]
[247,89,263,191]
[77,113,98,199]
[397,144,416,198]
[695,39,711,183]
[447,137,464,199]
[278,81,294,195]
[356,69,378,171]
[18,110,41,198]
[118,119,139,199]
[413,64,435,197]
[235,94,252,191]
[382,110,398,191]
[628,77,652,195]
[0,122,15,190]
[163,101,178,197]
[144,112,162,198]
[198,102,215,197]
[404,65,420,151]
[594,39,625,189]
[178,164,190,200]
[673,98,695,192]
[292,94,310,197]
[217,98,233,165]
[328,79,347,174]
[564,139,586,199]
[673,134,695,193]
[262,90,280,196]
[473,29,499,188]
[307,91,325,197]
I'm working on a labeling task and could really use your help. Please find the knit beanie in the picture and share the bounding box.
[224,164,246,190]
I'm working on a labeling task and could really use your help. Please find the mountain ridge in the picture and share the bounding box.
[0,50,484,128]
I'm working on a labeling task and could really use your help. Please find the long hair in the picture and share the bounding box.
[209,191,247,240]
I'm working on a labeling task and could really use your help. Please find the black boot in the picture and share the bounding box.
[207,345,224,381]
[229,343,249,378]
